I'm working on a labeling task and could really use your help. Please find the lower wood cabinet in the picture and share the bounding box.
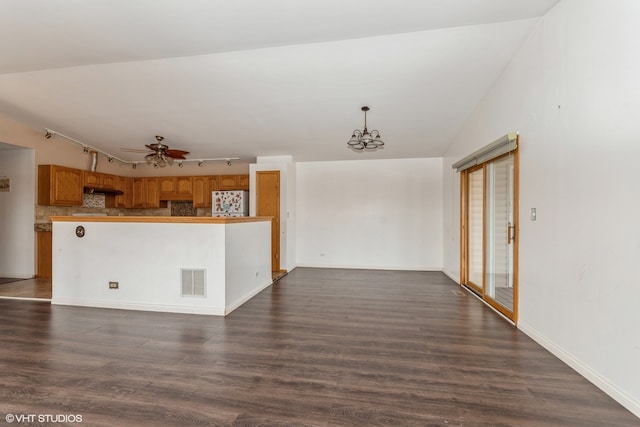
[36,231,52,278]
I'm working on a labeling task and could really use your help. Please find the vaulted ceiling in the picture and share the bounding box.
[0,0,559,162]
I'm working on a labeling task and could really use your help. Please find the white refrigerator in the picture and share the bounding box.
[212,190,249,217]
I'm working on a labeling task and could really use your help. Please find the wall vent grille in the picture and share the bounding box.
[181,269,206,298]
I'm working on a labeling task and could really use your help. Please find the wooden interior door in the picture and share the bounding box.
[256,171,281,272]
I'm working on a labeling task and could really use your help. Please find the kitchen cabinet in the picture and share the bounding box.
[115,176,132,208]
[159,176,193,200]
[192,176,219,208]
[38,165,83,206]
[218,174,249,191]
[132,177,160,208]
[36,231,52,278]
[84,171,117,190]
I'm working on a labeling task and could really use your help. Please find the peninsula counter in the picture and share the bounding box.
[50,216,273,316]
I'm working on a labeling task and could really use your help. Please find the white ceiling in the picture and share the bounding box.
[0,0,559,162]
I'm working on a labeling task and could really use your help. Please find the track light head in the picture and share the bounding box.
[82,146,89,154]
[178,162,184,168]
[132,163,137,169]
[226,159,232,166]
[198,161,204,167]
[44,131,53,139]
[108,157,114,163]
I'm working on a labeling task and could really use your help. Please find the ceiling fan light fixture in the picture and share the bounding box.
[347,106,385,151]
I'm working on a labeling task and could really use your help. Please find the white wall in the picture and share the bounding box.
[297,158,442,270]
[442,0,640,416]
[0,147,35,277]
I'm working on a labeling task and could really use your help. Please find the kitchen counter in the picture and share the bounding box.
[50,215,273,316]
[50,215,271,224]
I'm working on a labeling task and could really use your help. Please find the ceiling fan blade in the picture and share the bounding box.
[121,148,152,153]
[166,149,190,158]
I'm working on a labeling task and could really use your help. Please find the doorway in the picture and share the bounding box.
[256,170,283,274]
[459,136,519,322]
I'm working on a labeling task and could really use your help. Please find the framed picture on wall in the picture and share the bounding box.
[0,177,10,192]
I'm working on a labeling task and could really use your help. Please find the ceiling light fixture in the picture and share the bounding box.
[347,106,385,151]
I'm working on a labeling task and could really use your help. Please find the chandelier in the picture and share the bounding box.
[347,106,385,151]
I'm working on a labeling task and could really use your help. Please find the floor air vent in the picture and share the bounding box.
[181,269,206,297]
[451,289,466,297]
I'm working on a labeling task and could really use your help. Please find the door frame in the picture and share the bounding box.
[460,146,519,322]
[256,170,282,273]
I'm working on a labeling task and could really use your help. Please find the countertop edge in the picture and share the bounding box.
[50,216,272,224]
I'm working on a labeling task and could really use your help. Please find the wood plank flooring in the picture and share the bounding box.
[0,277,51,299]
[0,268,637,426]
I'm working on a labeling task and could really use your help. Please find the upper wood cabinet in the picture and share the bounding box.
[38,165,83,206]
[192,176,219,208]
[83,171,117,190]
[158,176,193,200]
[132,177,160,208]
[218,174,249,191]
[114,176,133,208]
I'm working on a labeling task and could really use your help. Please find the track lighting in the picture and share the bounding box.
[41,127,240,168]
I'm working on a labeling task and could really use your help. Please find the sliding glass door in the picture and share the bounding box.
[484,155,515,313]
[461,145,518,322]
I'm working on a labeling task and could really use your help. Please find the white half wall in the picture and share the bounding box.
[296,158,442,270]
[0,146,35,277]
[442,0,640,417]
[51,219,272,316]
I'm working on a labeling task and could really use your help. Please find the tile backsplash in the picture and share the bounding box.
[35,199,211,223]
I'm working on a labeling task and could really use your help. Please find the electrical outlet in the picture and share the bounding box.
[109,281,119,289]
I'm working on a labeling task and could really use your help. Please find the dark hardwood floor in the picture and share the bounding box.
[0,268,637,426]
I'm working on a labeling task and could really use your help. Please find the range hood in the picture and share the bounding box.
[83,186,124,196]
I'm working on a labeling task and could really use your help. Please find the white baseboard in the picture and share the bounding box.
[294,263,442,271]
[225,280,273,315]
[442,268,460,283]
[518,321,640,419]
[51,298,226,316]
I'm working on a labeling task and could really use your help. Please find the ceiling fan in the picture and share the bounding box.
[121,135,190,167]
